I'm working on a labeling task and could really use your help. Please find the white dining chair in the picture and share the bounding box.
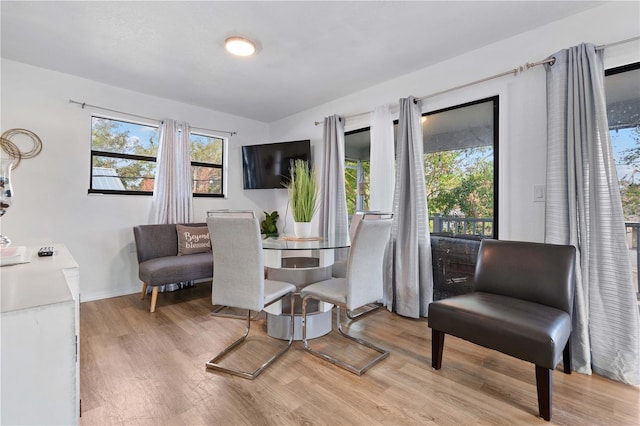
[206,209,261,319]
[205,215,296,379]
[332,211,390,320]
[300,215,393,375]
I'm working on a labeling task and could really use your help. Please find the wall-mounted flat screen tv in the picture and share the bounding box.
[242,140,311,189]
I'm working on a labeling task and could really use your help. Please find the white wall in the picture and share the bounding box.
[0,59,281,301]
[269,1,640,242]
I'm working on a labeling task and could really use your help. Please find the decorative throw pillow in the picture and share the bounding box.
[176,225,211,255]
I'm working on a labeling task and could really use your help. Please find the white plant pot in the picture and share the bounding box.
[293,222,313,238]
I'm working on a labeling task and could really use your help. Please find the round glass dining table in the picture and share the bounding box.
[261,234,350,340]
[261,234,350,268]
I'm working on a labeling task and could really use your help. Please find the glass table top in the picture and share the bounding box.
[261,234,350,250]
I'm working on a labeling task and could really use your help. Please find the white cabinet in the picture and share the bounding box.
[1,244,79,425]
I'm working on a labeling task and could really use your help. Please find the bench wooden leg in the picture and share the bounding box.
[150,287,159,313]
[432,329,445,370]
[535,365,552,421]
[563,339,572,374]
[140,282,148,300]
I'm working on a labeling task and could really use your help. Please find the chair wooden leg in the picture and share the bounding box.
[140,282,148,300]
[535,365,552,421]
[563,339,572,374]
[149,286,159,313]
[432,329,445,370]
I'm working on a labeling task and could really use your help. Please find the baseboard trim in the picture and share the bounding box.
[80,279,212,303]
[80,287,140,303]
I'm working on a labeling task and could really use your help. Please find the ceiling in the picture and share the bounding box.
[1,1,604,123]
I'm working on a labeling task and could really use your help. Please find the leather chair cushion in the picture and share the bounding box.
[429,292,572,369]
[138,252,213,286]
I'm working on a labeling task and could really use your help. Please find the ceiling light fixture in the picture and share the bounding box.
[225,36,256,57]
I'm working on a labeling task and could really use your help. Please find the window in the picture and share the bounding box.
[344,130,371,213]
[89,116,225,196]
[422,97,498,238]
[344,96,498,238]
[189,132,224,196]
[607,63,640,220]
[605,62,640,302]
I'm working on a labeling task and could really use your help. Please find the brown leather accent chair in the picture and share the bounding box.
[429,239,576,421]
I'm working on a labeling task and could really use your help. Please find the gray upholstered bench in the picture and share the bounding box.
[133,223,213,312]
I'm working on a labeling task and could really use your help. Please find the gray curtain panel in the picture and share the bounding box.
[545,42,640,385]
[320,115,349,249]
[150,119,193,225]
[149,119,195,293]
[384,96,434,318]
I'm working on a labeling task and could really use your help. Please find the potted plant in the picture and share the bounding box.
[260,210,279,237]
[286,159,318,238]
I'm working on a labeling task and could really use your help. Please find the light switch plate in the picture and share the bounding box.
[534,184,545,202]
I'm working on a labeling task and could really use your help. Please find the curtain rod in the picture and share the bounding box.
[68,99,237,136]
[313,66,523,126]
[314,35,640,126]
[597,35,640,50]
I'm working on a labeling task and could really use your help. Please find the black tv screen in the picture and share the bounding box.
[242,140,311,189]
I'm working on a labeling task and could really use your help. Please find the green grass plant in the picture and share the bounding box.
[287,159,318,222]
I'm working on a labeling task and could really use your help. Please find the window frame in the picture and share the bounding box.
[605,62,640,77]
[88,115,226,197]
[418,95,499,239]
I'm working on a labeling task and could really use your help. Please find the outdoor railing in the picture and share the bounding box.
[625,222,640,300]
[430,213,493,238]
[425,216,638,299]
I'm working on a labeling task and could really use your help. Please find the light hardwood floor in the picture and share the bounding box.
[80,282,639,425]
